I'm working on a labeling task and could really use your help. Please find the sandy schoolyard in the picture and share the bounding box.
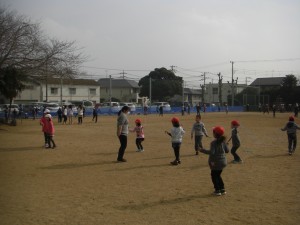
[0,112,299,225]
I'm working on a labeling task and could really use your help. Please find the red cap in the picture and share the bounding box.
[289,116,295,121]
[171,117,180,124]
[213,126,225,137]
[135,118,141,123]
[231,120,240,126]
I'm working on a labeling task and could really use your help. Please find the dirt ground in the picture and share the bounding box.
[0,112,299,225]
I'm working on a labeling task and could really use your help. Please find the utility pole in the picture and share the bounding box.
[149,77,152,105]
[120,70,127,79]
[60,73,63,106]
[217,73,223,106]
[45,63,48,102]
[200,72,206,104]
[182,80,185,106]
[230,61,234,106]
[170,65,176,73]
[109,75,112,110]
[245,77,252,85]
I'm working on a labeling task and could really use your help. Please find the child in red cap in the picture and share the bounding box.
[281,116,300,155]
[199,126,229,196]
[130,118,145,152]
[165,117,185,165]
[227,120,242,163]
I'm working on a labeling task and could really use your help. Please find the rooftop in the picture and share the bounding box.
[250,77,284,86]
[98,78,140,88]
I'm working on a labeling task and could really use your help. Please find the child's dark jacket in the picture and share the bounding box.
[201,140,229,170]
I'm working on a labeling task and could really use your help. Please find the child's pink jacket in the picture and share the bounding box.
[45,119,55,135]
[40,117,47,132]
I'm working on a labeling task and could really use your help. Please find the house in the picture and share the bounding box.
[249,77,284,91]
[12,78,101,104]
[98,78,140,102]
[184,88,202,105]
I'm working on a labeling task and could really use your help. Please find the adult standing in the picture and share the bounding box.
[159,105,163,116]
[294,103,299,117]
[77,105,83,124]
[92,106,98,123]
[57,107,63,123]
[196,103,200,116]
[63,106,68,124]
[116,106,130,162]
[67,105,74,124]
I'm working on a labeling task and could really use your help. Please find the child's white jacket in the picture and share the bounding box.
[170,126,185,143]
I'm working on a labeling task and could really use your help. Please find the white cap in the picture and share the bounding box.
[44,109,50,113]
[45,114,52,118]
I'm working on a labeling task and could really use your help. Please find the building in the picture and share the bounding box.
[204,82,247,105]
[11,78,101,104]
[98,78,140,102]
[183,88,202,105]
[249,77,284,91]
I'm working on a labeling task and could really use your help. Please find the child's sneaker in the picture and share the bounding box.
[220,189,226,195]
[213,190,222,196]
[136,149,140,152]
[195,151,199,155]
[139,149,144,152]
[45,143,49,148]
[170,160,179,165]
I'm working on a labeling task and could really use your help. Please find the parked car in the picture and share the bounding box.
[43,103,60,113]
[0,104,20,114]
[151,102,171,112]
[100,102,120,113]
[71,100,94,109]
[120,102,136,113]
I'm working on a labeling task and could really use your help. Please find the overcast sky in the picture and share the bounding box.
[2,0,300,87]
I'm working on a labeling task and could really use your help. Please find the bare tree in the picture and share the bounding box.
[0,7,86,78]
[0,7,42,71]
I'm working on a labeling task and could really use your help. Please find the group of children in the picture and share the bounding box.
[39,107,299,196]
[164,115,242,196]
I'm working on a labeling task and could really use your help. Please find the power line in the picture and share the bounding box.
[235,57,300,63]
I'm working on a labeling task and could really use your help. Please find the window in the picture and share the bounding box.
[51,88,58,95]
[90,88,96,95]
[69,88,76,95]
[212,88,218,95]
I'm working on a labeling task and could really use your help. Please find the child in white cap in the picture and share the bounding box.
[45,114,56,149]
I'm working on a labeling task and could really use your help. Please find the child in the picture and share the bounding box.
[281,116,300,155]
[191,115,209,155]
[130,118,145,152]
[227,120,242,163]
[199,126,229,196]
[165,117,185,165]
[45,114,56,149]
[40,109,50,148]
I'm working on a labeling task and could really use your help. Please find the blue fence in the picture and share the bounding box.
[0,106,244,119]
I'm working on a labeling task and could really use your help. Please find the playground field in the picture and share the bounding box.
[0,112,299,225]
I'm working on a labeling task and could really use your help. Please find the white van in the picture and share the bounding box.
[151,102,171,112]
[120,102,136,113]
[101,102,120,113]
[71,100,94,109]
